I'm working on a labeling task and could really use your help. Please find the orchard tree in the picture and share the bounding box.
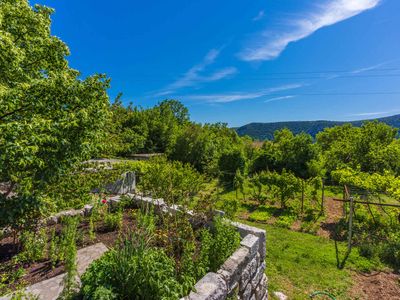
[0,0,110,230]
[218,147,246,186]
[316,121,399,174]
[250,129,318,179]
[262,170,301,209]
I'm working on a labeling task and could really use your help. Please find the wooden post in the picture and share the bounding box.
[301,180,305,215]
[321,179,325,214]
[347,196,354,253]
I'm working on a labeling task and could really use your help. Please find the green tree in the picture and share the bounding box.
[316,121,399,174]
[262,170,301,209]
[0,0,110,230]
[218,148,246,186]
[250,128,318,179]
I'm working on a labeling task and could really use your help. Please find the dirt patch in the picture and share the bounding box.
[317,197,344,238]
[349,271,400,300]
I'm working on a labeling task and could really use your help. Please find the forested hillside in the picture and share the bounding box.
[235,114,400,140]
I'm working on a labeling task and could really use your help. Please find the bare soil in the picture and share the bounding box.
[316,198,400,300]
[317,197,344,239]
[349,271,400,300]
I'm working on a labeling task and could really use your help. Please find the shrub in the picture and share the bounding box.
[17,228,47,263]
[275,215,296,229]
[59,217,79,299]
[81,239,182,300]
[208,217,241,271]
[104,211,123,231]
[248,210,271,223]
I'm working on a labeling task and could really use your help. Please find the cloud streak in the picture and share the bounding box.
[239,0,381,61]
[155,49,237,96]
[348,109,400,117]
[185,84,302,103]
[264,95,295,103]
[253,10,265,22]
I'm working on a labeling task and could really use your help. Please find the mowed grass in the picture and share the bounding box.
[243,221,376,300]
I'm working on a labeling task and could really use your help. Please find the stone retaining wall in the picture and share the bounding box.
[2,193,268,300]
[121,194,268,300]
[184,223,267,300]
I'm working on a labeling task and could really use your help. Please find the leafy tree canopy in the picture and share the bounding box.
[0,0,110,227]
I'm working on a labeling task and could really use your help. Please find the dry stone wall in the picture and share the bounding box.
[127,194,269,300]
[2,193,267,300]
[184,223,268,300]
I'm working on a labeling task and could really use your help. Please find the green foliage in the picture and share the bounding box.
[262,170,302,208]
[59,217,79,300]
[104,210,123,232]
[81,212,240,299]
[331,168,400,198]
[17,228,47,263]
[234,114,400,141]
[103,99,189,156]
[207,217,241,271]
[274,215,296,229]
[317,121,400,174]
[169,122,244,175]
[48,228,58,268]
[248,206,272,223]
[250,129,318,179]
[0,0,110,232]
[139,157,203,210]
[218,148,246,186]
[246,221,377,299]
[81,238,183,300]
[0,194,47,235]
[88,216,96,242]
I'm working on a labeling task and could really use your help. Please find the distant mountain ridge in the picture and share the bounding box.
[235,114,400,140]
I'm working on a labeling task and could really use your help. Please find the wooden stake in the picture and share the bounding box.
[347,197,354,253]
[321,179,325,214]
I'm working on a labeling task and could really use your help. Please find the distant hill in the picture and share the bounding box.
[235,114,400,141]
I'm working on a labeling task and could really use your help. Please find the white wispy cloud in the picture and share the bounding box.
[348,109,400,117]
[350,62,388,74]
[155,49,237,96]
[239,0,381,61]
[253,10,265,22]
[185,84,302,103]
[264,95,295,103]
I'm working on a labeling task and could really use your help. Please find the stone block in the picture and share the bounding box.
[255,275,268,300]
[240,234,259,258]
[188,273,227,300]
[241,282,252,300]
[83,204,93,216]
[240,255,258,291]
[251,262,266,290]
[217,247,250,293]
[230,222,266,259]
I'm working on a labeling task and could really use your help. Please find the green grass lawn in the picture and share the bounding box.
[243,221,378,300]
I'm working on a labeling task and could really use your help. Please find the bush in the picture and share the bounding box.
[207,217,241,271]
[17,228,47,263]
[275,215,296,229]
[104,211,123,231]
[81,239,183,300]
[248,206,272,223]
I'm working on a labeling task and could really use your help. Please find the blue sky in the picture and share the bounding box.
[36,0,400,126]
